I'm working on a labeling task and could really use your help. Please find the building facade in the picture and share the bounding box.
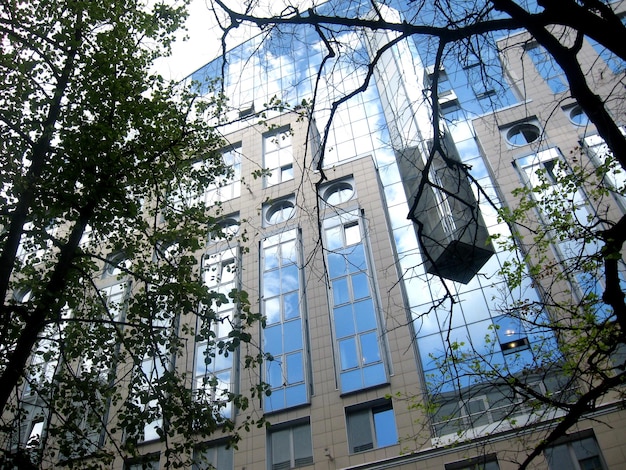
[6,1,626,469]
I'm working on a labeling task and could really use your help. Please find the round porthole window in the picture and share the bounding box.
[323,181,354,205]
[266,200,295,225]
[218,218,239,238]
[569,105,589,126]
[506,123,541,146]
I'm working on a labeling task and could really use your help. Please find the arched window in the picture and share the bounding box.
[505,122,541,146]
[569,105,589,127]
[323,180,355,205]
[265,199,295,225]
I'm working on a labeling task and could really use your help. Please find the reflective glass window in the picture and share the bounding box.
[264,129,294,187]
[261,229,308,412]
[526,45,568,93]
[346,401,398,453]
[324,212,386,393]
[194,248,239,419]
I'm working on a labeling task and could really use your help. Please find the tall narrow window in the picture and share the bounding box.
[169,145,242,210]
[261,229,308,412]
[194,248,239,418]
[587,16,626,75]
[205,146,242,204]
[526,44,568,93]
[264,129,293,187]
[324,212,387,393]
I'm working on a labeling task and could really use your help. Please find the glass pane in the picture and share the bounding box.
[354,299,376,332]
[328,251,346,279]
[572,437,600,460]
[280,264,299,293]
[264,245,279,270]
[373,408,398,448]
[334,305,355,338]
[341,369,362,392]
[212,349,233,372]
[271,428,291,467]
[292,425,313,463]
[281,240,297,265]
[264,325,283,355]
[347,409,372,452]
[362,363,386,388]
[263,270,281,297]
[344,223,361,246]
[216,445,233,470]
[332,278,350,305]
[266,388,285,413]
[266,359,283,388]
[360,332,381,364]
[345,245,366,272]
[283,319,303,352]
[325,226,343,250]
[286,352,304,384]
[351,273,369,300]
[281,165,294,181]
[283,292,299,320]
[339,338,358,370]
[285,383,307,407]
[264,297,281,325]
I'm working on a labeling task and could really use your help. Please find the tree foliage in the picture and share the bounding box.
[0,0,264,467]
[210,0,626,467]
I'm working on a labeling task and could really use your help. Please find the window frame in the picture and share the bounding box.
[263,127,294,188]
[544,430,607,470]
[503,121,542,147]
[193,440,234,470]
[263,196,296,227]
[267,418,313,470]
[345,399,398,454]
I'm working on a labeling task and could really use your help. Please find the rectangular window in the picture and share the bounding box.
[134,355,166,442]
[516,148,601,305]
[194,248,239,418]
[324,212,387,393]
[525,44,568,94]
[264,129,294,187]
[261,229,308,412]
[268,420,313,470]
[128,305,173,443]
[493,316,530,355]
[545,431,606,470]
[125,454,160,470]
[170,145,242,211]
[346,400,398,453]
[193,441,234,470]
[587,16,626,75]
[445,454,499,470]
[208,146,242,203]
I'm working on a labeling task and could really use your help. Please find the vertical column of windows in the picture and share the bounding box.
[194,248,238,418]
[170,145,242,211]
[206,146,242,204]
[264,130,293,187]
[261,229,308,412]
[516,149,603,307]
[525,45,568,94]
[324,212,387,393]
